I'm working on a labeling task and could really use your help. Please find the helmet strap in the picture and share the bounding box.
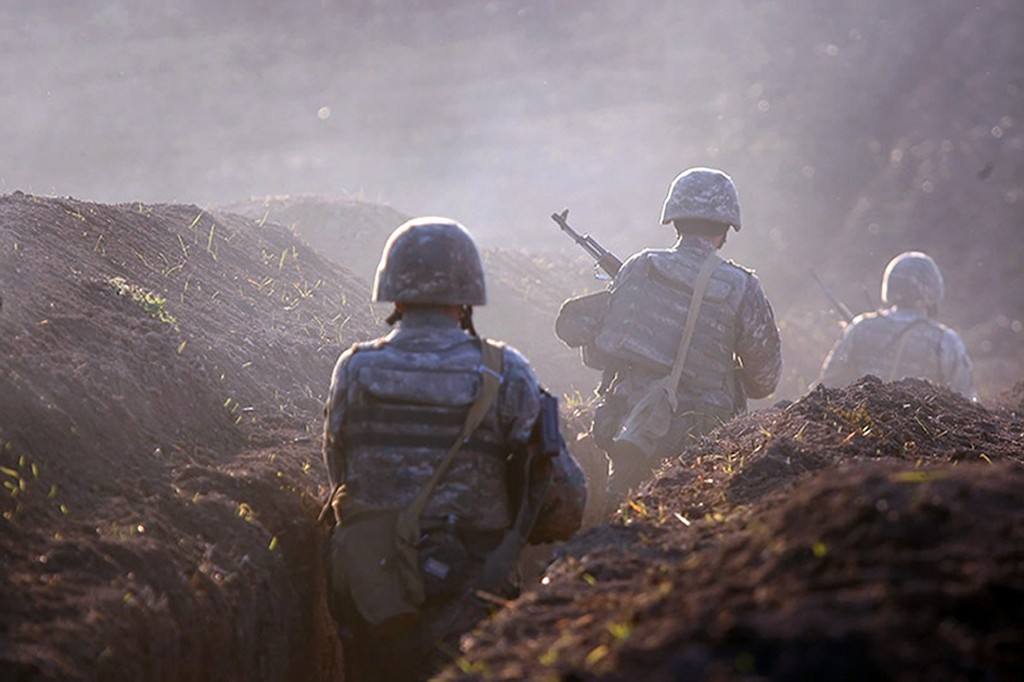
[460,305,477,337]
[385,305,403,326]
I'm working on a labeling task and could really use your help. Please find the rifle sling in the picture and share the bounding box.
[663,251,721,411]
[887,318,929,382]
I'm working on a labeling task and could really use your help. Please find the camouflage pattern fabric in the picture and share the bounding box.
[660,167,742,228]
[323,308,586,539]
[323,307,586,679]
[594,236,781,416]
[819,306,976,400]
[590,236,781,503]
[372,218,487,305]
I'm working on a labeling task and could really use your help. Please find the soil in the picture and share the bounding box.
[0,192,612,681]
[0,192,373,680]
[444,378,1024,682]
[3,192,1022,682]
[217,194,605,401]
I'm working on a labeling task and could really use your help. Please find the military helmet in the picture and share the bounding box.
[660,167,742,230]
[372,217,487,305]
[881,251,944,308]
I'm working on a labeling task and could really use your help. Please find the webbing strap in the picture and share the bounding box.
[664,252,720,412]
[404,339,504,521]
[887,319,927,382]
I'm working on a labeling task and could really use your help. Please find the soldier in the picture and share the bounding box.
[819,250,976,400]
[565,167,782,510]
[322,217,586,681]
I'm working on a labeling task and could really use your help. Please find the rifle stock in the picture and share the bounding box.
[476,391,559,593]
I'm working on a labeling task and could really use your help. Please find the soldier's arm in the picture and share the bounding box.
[528,435,587,544]
[322,347,357,489]
[498,348,586,542]
[734,274,783,399]
[939,328,977,401]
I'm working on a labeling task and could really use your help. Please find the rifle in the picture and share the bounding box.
[811,270,855,324]
[551,209,623,278]
[435,391,562,641]
[475,389,560,594]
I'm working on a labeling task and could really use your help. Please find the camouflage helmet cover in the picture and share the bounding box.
[881,251,945,308]
[660,167,742,230]
[372,217,487,305]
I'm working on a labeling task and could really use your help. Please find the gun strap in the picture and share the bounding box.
[663,251,720,411]
[404,338,504,522]
[887,319,928,382]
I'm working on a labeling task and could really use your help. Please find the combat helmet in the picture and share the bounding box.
[881,251,944,309]
[372,217,487,305]
[660,167,742,230]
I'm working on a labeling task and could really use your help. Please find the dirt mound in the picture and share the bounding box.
[216,194,605,398]
[5,192,1023,681]
[0,192,382,680]
[214,194,408,286]
[442,377,1024,681]
[0,192,610,680]
[991,379,1024,415]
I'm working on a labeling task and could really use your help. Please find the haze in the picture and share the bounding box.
[2,0,1021,396]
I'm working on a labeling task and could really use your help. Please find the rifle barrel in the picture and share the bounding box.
[551,209,622,277]
[811,270,855,323]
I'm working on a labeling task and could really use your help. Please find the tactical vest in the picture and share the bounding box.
[341,344,511,531]
[594,245,748,407]
[848,312,947,385]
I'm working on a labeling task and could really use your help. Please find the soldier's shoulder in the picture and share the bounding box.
[619,248,662,269]
[721,257,756,277]
[485,338,539,380]
[849,310,884,329]
[336,337,388,368]
[935,322,968,349]
[349,337,389,356]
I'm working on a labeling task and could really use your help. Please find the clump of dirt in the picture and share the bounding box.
[442,376,1024,681]
[650,376,1023,518]
[214,194,408,286]
[5,191,1024,682]
[991,379,1024,416]
[216,194,605,400]
[0,192,381,680]
[0,192,609,681]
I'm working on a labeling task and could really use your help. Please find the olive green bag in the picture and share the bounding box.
[613,252,720,461]
[327,340,504,632]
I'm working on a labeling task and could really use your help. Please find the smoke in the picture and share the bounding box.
[2,0,1022,398]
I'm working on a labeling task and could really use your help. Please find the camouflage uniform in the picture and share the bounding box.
[819,251,976,400]
[323,315,586,540]
[592,237,782,497]
[578,169,782,505]
[323,218,586,681]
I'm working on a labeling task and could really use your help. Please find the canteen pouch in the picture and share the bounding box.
[611,381,674,461]
[327,503,425,634]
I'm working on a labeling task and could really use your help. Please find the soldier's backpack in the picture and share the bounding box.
[326,340,504,633]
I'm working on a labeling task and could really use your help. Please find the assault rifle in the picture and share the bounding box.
[811,270,855,324]
[437,391,562,638]
[551,209,623,278]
